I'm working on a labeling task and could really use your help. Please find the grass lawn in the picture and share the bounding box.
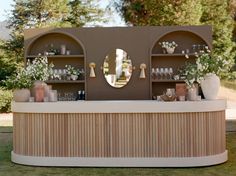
[0,127,236,176]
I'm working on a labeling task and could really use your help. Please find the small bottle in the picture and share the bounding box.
[82,90,85,100]
[76,90,81,101]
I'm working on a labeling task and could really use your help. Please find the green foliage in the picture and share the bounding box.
[113,0,203,25]
[0,88,13,113]
[113,0,236,72]
[65,0,106,27]
[200,0,236,64]
[4,69,33,90]
[0,54,19,86]
[0,0,106,86]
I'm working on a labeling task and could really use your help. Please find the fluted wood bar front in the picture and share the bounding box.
[11,100,227,167]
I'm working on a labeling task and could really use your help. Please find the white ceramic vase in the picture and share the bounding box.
[200,73,220,100]
[71,75,78,81]
[13,89,30,102]
[166,47,175,54]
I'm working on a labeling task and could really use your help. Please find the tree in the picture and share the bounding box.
[0,0,106,83]
[65,0,106,27]
[113,0,235,68]
[113,0,203,26]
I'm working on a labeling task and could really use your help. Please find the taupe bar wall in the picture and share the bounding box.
[24,26,212,100]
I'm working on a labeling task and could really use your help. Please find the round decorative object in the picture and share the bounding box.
[166,47,175,54]
[200,73,220,100]
[13,89,30,102]
[71,75,78,81]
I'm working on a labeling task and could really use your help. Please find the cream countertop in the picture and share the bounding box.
[12,100,226,113]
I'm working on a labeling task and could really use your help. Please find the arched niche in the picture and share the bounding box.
[151,30,210,54]
[26,32,84,56]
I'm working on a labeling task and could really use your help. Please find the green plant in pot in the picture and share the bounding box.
[65,65,80,81]
[26,56,54,102]
[180,49,232,100]
[4,69,33,102]
[195,51,232,100]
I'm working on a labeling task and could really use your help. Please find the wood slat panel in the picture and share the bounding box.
[13,111,226,157]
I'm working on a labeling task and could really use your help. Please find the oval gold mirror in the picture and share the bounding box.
[103,49,132,88]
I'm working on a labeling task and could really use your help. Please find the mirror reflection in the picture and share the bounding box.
[103,49,132,88]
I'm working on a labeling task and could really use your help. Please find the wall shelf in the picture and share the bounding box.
[152,80,185,83]
[46,80,85,84]
[26,55,84,58]
[151,53,196,57]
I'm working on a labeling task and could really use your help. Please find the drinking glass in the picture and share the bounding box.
[160,68,164,80]
[58,69,63,80]
[151,68,156,80]
[62,69,67,80]
[64,92,69,101]
[156,68,160,80]
[197,44,201,51]
[169,68,173,80]
[53,69,58,80]
[164,68,169,80]
[192,44,196,53]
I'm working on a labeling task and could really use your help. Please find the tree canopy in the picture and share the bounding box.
[0,0,107,84]
[113,0,236,70]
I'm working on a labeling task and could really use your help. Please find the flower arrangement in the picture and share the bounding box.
[4,69,33,89]
[26,56,54,81]
[65,65,80,76]
[4,56,54,89]
[159,41,178,49]
[180,50,231,87]
[195,51,231,77]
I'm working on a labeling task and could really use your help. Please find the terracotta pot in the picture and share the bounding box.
[13,89,30,102]
[33,81,47,102]
[200,73,220,100]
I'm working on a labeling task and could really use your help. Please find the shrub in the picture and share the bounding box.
[0,88,13,113]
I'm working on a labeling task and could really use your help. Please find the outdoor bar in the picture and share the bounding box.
[11,26,228,167]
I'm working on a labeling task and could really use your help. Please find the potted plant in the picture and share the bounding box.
[4,69,32,102]
[196,51,231,100]
[26,56,54,102]
[159,41,178,54]
[65,65,80,81]
[180,49,232,100]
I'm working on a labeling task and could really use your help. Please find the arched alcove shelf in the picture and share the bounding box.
[25,31,86,99]
[26,32,84,56]
[151,30,210,55]
[150,30,211,98]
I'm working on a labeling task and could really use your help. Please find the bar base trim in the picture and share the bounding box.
[11,151,228,167]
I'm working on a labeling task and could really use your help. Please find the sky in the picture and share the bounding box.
[0,0,125,26]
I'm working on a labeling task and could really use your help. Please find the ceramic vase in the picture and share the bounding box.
[166,47,175,54]
[71,75,78,81]
[200,73,220,100]
[13,89,30,102]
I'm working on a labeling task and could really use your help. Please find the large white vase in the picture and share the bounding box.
[13,89,30,102]
[200,73,220,100]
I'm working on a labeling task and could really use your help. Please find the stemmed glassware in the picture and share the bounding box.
[151,68,156,79]
[169,68,173,80]
[164,68,169,79]
[156,68,160,80]
[160,68,164,80]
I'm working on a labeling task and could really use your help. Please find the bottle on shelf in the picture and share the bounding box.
[76,90,85,100]
[76,90,81,100]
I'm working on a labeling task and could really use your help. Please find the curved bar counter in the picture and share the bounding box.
[11,100,227,167]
